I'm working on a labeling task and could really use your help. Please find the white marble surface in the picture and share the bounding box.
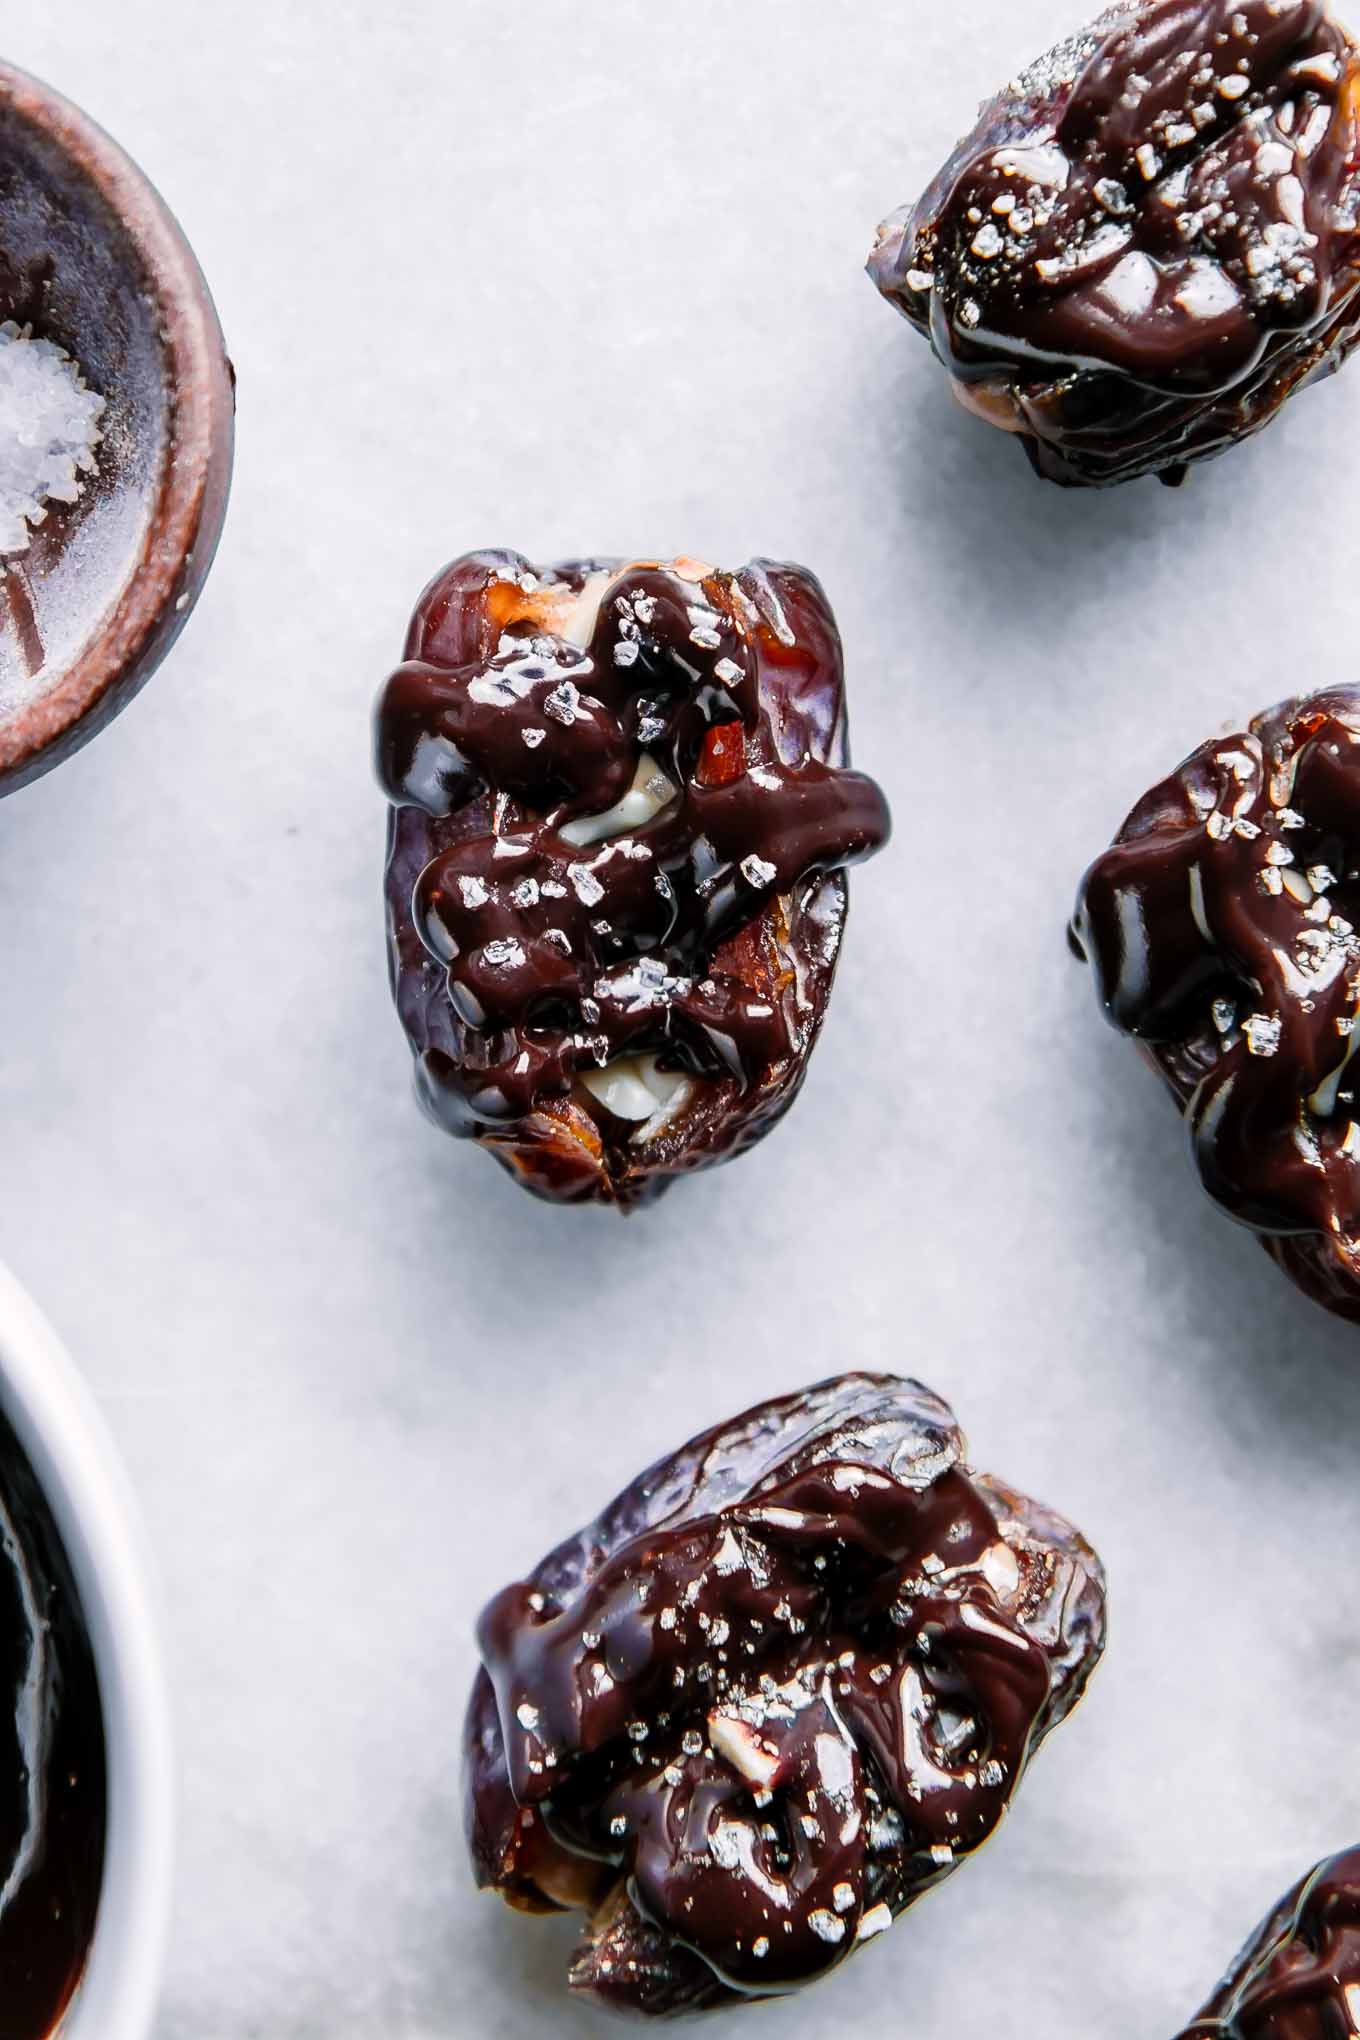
[4,2,1360,2034]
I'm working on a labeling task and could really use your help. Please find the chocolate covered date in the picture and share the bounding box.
[376,553,890,1207]
[869,0,1360,487]
[1177,1846,1360,2035]
[463,1373,1106,2015]
[1072,688,1360,1321]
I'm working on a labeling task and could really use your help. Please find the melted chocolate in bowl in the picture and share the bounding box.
[464,1374,1106,2016]
[377,552,891,1206]
[870,0,1360,486]
[1176,1846,1360,2036]
[0,1401,106,2035]
[0,62,234,793]
[1072,686,1360,1321]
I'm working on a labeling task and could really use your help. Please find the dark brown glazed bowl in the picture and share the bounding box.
[0,60,234,795]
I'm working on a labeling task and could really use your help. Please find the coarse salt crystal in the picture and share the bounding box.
[0,322,105,555]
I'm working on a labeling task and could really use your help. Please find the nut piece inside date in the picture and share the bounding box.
[462,1372,1106,2016]
[376,552,890,1208]
[870,0,1360,487]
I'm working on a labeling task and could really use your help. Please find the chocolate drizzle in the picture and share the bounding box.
[1072,687,1360,1319]
[463,1373,1106,2016]
[0,1403,106,2037]
[377,552,890,1206]
[870,0,1360,486]
[1176,1846,1360,2036]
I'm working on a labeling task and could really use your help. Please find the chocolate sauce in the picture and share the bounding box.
[1071,687,1360,1320]
[1177,1846,1360,2036]
[870,0,1360,486]
[0,1404,106,2036]
[463,1374,1106,2016]
[377,553,890,1206]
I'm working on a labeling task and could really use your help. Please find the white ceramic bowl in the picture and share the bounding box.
[0,1262,173,2039]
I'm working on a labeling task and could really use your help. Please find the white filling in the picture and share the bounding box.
[553,568,619,649]
[707,1713,781,1792]
[559,752,678,847]
[552,577,697,1148]
[578,1052,694,1143]
[980,1540,1021,1601]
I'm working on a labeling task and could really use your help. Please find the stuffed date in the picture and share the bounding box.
[870,0,1360,487]
[463,1372,1106,2015]
[1072,686,1360,1322]
[376,552,890,1207]
[1177,1845,1360,2036]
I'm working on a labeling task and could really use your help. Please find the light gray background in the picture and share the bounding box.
[2,3,1359,2035]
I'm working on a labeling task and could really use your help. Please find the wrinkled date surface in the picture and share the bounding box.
[1177,1847,1360,2036]
[1072,688,1360,1321]
[376,552,890,1207]
[463,1373,1106,2016]
[869,0,1360,486]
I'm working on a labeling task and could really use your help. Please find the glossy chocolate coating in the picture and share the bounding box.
[377,552,890,1207]
[1072,687,1360,1320]
[869,0,1360,487]
[1177,1846,1360,2035]
[463,1373,1106,2016]
[0,1403,106,2035]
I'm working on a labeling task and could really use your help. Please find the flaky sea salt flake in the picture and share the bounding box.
[0,322,105,556]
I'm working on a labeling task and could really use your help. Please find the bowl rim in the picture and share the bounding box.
[0,58,235,794]
[0,1259,173,2040]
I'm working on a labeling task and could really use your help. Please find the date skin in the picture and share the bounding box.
[1071,687,1360,1322]
[1177,1847,1360,2036]
[870,0,1360,486]
[463,1373,1106,2017]
[376,553,890,1208]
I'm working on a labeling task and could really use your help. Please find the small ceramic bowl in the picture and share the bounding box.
[0,61,234,794]
[0,1262,173,2039]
